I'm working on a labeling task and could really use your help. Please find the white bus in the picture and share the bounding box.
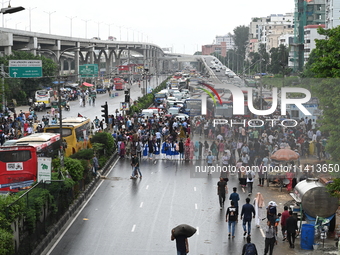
[35,89,57,107]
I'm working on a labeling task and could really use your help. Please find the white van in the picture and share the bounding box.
[141,109,156,118]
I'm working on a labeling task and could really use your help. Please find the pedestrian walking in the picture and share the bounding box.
[171,230,189,255]
[242,236,258,255]
[246,168,255,195]
[280,206,290,241]
[267,201,278,225]
[206,151,214,174]
[217,177,228,210]
[229,187,240,211]
[253,192,265,228]
[92,154,99,176]
[130,154,142,178]
[264,220,277,255]
[286,210,298,248]
[240,197,256,237]
[226,201,238,238]
[258,161,265,187]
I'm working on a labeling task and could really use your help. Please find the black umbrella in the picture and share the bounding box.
[172,224,197,238]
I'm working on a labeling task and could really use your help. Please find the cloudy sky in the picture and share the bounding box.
[3,0,294,54]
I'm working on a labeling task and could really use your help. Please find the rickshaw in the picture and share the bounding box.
[90,91,97,98]
[51,99,70,111]
[32,102,45,112]
[51,101,59,110]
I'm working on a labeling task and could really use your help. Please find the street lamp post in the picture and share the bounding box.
[0,3,25,112]
[28,7,36,32]
[44,10,56,34]
[82,19,91,39]
[38,46,91,169]
[66,16,76,37]
[96,21,102,39]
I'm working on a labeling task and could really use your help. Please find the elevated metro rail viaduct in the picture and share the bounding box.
[0,27,170,76]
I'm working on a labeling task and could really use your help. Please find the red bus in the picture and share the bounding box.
[113,77,125,90]
[173,72,182,79]
[0,133,60,192]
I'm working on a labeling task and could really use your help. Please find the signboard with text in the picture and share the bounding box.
[79,64,98,77]
[9,60,42,78]
[37,157,52,182]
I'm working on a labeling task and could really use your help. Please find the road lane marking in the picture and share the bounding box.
[131,224,136,232]
[195,203,198,210]
[194,187,196,191]
[146,185,149,190]
[260,228,265,237]
[197,227,199,235]
[46,156,120,255]
[140,202,143,208]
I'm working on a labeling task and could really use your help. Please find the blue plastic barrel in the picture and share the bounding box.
[301,224,314,250]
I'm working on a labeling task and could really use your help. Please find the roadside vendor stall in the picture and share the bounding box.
[267,148,299,191]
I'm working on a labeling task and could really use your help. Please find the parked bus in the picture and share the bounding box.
[43,117,92,157]
[35,89,57,108]
[0,133,60,192]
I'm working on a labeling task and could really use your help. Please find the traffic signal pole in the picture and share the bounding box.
[101,101,109,130]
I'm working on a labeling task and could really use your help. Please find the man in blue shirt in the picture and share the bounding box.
[206,151,214,175]
[229,187,240,210]
[241,197,256,237]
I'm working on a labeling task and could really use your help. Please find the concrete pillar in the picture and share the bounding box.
[0,33,13,56]
[27,37,38,56]
[75,42,80,77]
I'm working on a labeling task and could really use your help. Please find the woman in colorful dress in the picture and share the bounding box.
[190,139,195,160]
[119,141,126,158]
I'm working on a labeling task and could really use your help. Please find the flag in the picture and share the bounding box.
[78,113,83,117]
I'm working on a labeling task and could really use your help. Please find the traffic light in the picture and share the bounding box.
[101,101,108,124]
[124,89,130,103]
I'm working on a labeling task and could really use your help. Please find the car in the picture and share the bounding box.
[215,67,221,72]
[167,107,180,115]
[141,109,158,118]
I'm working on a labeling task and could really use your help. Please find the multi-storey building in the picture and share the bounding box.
[291,0,325,71]
[326,0,340,28]
[303,24,326,65]
[247,13,294,59]
[201,42,227,57]
[215,34,235,50]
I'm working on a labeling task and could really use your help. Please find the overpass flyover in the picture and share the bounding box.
[0,27,168,77]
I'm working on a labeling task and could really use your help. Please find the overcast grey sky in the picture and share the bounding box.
[3,0,294,54]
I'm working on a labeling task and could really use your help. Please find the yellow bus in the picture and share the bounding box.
[43,117,92,157]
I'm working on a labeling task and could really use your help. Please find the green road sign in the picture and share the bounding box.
[79,64,98,77]
[9,60,42,78]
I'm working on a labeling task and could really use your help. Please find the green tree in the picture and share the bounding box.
[309,26,340,78]
[0,51,58,106]
[306,26,340,162]
[232,25,249,57]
